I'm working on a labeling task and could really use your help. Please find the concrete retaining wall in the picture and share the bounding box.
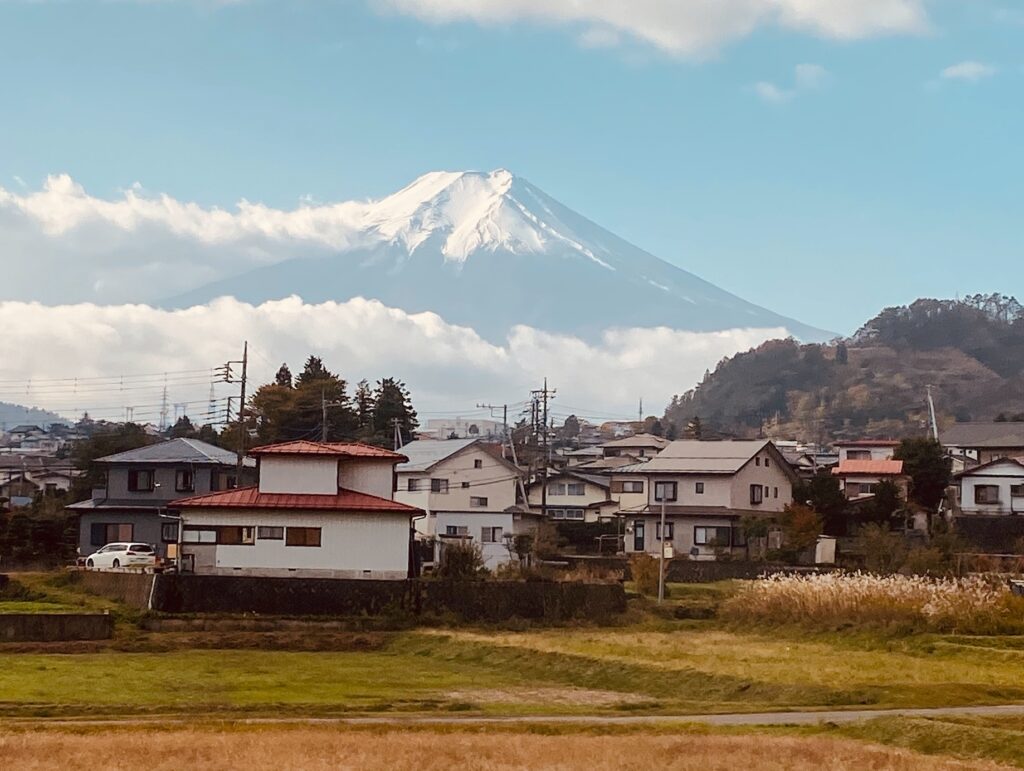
[75,570,155,609]
[0,613,113,642]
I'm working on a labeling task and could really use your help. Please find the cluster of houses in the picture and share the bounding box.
[0,412,1009,580]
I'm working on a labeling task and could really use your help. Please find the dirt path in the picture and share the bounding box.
[9,703,1024,728]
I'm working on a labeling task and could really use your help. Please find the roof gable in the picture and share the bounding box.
[98,438,247,466]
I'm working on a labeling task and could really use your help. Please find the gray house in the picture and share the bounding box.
[68,439,255,560]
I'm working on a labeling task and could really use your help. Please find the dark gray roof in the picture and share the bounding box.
[941,423,1024,449]
[97,438,251,466]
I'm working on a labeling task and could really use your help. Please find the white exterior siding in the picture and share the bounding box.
[958,461,1024,515]
[397,446,518,519]
[625,514,738,561]
[258,457,337,494]
[433,510,521,568]
[338,461,394,499]
[180,508,410,579]
[836,444,898,462]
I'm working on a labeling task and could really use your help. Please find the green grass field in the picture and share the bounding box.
[4,574,1024,767]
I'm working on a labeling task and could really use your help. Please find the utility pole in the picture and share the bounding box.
[159,380,169,432]
[476,402,509,447]
[926,385,939,441]
[658,491,667,604]
[219,342,248,481]
[531,379,555,520]
[321,388,347,443]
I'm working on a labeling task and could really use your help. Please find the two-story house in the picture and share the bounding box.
[953,457,1024,516]
[600,433,669,460]
[394,438,532,568]
[833,440,900,462]
[832,460,910,500]
[173,440,420,579]
[69,438,255,560]
[526,469,618,523]
[624,440,796,561]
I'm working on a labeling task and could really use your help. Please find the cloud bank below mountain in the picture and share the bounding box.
[0,296,786,419]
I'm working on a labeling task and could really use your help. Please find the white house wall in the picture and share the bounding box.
[396,447,518,514]
[338,461,393,499]
[959,462,1024,515]
[433,510,530,569]
[625,514,738,561]
[258,457,337,494]
[180,508,410,578]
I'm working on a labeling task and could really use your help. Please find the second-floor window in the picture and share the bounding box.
[975,485,1001,504]
[430,479,449,494]
[127,469,154,492]
[175,469,195,493]
[445,525,469,536]
[1012,485,1024,498]
[407,478,424,492]
[474,459,483,469]
[695,482,705,494]
[566,483,585,496]
[470,496,488,507]
[622,481,643,493]
[654,481,677,502]
[848,450,872,460]
[750,484,764,505]
[547,482,566,495]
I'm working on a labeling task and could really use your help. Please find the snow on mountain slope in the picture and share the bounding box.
[168,169,833,342]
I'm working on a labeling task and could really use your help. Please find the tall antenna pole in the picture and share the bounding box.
[926,385,939,441]
[531,379,555,520]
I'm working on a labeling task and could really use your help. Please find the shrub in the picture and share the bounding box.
[629,553,664,597]
[435,540,488,580]
[720,572,1024,634]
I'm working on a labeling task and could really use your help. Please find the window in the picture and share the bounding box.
[90,522,133,546]
[975,485,1001,504]
[750,484,764,505]
[175,469,195,493]
[1012,485,1024,498]
[430,478,449,494]
[619,480,643,493]
[210,472,237,492]
[445,525,469,536]
[461,482,470,489]
[694,526,732,547]
[258,526,284,540]
[655,522,674,540]
[127,469,154,492]
[848,450,872,460]
[44,483,58,495]
[755,457,761,466]
[765,458,770,467]
[550,508,584,520]
[773,487,779,499]
[481,526,503,543]
[182,528,216,544]
[547,482,566,495]
[407,478,424,492]
[161,522,179,543]
[695,482,705,495]
[566,483,585,496]
[654,481,678,502]
[286,527,322,547]
[474,459,483,469]
[470,496,488,507]
[215,526,255,545]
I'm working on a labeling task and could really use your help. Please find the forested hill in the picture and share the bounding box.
[0,402,67,431]
[664,295,1024,441]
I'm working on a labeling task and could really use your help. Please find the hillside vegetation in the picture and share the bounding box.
[664,295,1024,440]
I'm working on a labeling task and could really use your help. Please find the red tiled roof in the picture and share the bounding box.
[833,439,901,447]
[172,486,420,514]
[832,460,905,476]
[249,440,407,462]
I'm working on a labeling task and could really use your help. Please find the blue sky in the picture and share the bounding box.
[1,0,1021,334]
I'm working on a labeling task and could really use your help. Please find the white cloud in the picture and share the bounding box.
[940,61,997,82]
[754,81,795,103]
[377,0,929,57]
[0,296,784,419]
[754,62,829,103]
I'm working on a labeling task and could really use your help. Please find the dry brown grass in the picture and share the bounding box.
[0,727,1007,771]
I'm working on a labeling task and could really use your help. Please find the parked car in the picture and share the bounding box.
[84,542,157,569]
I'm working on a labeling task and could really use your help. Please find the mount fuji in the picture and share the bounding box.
[170,169,832,342]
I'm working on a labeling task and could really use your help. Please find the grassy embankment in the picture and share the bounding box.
[5,573,1024,767]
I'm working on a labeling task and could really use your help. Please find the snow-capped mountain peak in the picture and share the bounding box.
[354,169,605,265]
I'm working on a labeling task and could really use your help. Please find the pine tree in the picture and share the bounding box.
[355,379,376,436]
[371,378,418,445]
[274,364,294,388]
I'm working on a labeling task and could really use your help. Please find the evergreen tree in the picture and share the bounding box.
[895,438,952,512]
[274,364,294,388]
[354,379,376,435]
[371,378,418,446]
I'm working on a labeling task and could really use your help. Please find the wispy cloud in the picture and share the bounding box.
[940,60,997,82]
[754,63,831,104]
[378,0,929,58]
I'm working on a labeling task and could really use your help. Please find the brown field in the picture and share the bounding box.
[0,728,1008,771]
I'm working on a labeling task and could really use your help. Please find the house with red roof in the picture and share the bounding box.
[832,459,910,500]
[172,440,422,579]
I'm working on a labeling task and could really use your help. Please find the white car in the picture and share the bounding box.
[85,542,157,570]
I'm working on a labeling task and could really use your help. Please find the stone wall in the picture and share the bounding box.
[75,570,155,609]
[0,613,113,642]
